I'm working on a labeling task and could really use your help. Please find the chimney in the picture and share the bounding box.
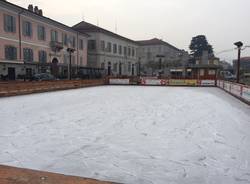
[28,4,33,12]
[34,6,39,14]
[38,9,43,16]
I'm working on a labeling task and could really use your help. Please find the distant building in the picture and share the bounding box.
[187,51,220,80]
[233,57,250,74]
[218,60,233,71]
[0,1,88,80]
[136,38,189,78]
[73,21,139,76]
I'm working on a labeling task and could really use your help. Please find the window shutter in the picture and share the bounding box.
[5,46,9,59]
[22,21,26,36]
[30,23,32,36]
[4,15,8,32]
[12,16,16,32]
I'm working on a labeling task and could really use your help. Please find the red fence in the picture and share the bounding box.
[217,80,250,105]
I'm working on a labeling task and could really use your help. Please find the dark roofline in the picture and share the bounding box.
[72,21,139,45]
[0,0,89,37]
[136,38,181,52]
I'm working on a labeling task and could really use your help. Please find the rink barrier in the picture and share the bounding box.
[217,80,250,105]
[109,79,130,85]
[108,78,217,87]
[140,79,216,87]
[0,79,105,97]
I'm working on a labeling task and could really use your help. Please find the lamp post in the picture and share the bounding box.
[67,48,75,80]
[234,41,243,83]
[137,57,141,76]
[156,55,165,78]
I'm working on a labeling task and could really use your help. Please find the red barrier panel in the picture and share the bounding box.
[217,80,250,104]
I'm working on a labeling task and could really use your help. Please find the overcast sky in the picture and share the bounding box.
[9,0,250,63]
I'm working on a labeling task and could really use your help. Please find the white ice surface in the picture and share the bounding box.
[0,86,250,184]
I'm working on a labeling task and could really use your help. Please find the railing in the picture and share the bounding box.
[217,80,250,105]
[0,79,105,97]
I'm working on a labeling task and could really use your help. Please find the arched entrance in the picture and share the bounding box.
[51,58,59,77]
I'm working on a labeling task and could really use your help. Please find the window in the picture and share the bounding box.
[128,62,131,72]
[209,69,216,75]
[119,45,122,55]
[37,25,46,41]
[4,14,16,33]
[80,57,83,66]
[23,21,32,37]
[72,37,76,48]
[79,39,84,50]
[128,47,131,56]
[63,54,69,64]
[107,42,112,52]
[72,55,75,65]
[5,46,17,60]
[200,69,205,76]
[88,40,96,50]
[101,62,105,69]
[124,47,127,56]
[113,63,118,72]
[132,48,135,57]
[23,48,33,62]
[113,44,117,54]
[63,34,68,46]
[51,30,58,42]
[38,51,47,63]
[100,41,105,51]
[22,21,32,37]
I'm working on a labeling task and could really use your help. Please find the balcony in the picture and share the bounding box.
[50,41,63,52]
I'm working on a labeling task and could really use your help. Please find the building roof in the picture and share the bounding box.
[233,57,250,62]
[73,21,138,45]
[241,57,250,61]
[0,0,89,37]
[136,38,181,52]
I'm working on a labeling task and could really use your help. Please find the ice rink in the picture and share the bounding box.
[0,86,250,184]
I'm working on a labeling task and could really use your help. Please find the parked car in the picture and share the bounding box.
[31,73,55,81]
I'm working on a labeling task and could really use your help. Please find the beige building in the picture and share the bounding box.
[73,21,139,76]
[136,38,189,77]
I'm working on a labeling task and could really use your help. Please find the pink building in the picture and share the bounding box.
[0,1,88,80]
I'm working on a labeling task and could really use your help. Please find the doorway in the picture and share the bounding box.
[108,62,111,76]
[8,67,16,80]
[51,58,59,77]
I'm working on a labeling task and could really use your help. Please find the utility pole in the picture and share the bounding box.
[234,41,243,83]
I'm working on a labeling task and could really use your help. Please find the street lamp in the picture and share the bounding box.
[137,57,141,77]
[67,48,75,80]
[234,41,243,83]
[156,55,165,78]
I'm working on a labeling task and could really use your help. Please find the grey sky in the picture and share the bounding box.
[9,0,250,63]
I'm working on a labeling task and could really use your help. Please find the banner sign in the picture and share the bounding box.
[201,80,216,86]
[230,84,242,97]
[169,80,186,86]
[224,82,231,92]
[109,79,130,85]
[242,87,250,101]
[141,79,167,86]
[185,80,198,86]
